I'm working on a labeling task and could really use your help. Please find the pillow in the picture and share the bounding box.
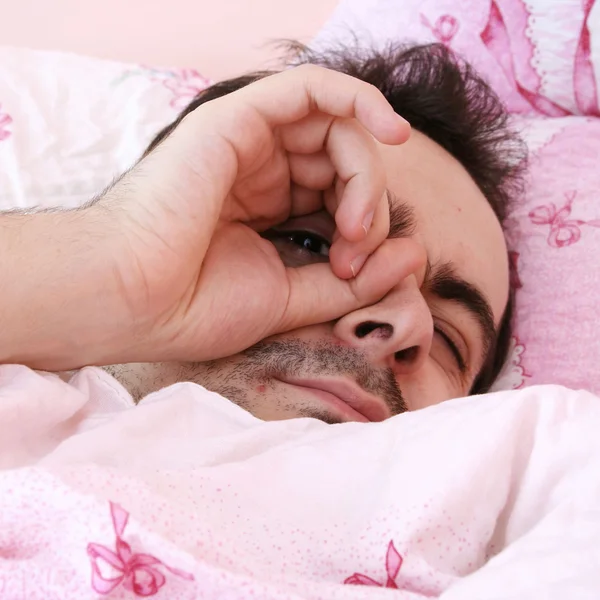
[0,47,210,211]
[315,0,600,394]
[315,0,600,117]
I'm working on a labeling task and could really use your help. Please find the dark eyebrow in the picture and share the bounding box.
[385,190,497,364]
[426,262,496,361]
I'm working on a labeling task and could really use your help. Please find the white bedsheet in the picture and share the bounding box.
[1,364,598,598]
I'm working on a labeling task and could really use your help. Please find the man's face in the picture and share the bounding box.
[110,130,509,422]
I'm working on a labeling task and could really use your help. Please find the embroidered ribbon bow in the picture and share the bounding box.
[344,540,403,588]
[87,502,194,597]
[529,194,600,248]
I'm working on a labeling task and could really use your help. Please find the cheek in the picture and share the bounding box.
[402,364,457,410]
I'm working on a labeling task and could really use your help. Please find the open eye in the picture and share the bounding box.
[434,326,467,373]
[263,229,331,267]
[282,231,330,257]
[262,211,335,267]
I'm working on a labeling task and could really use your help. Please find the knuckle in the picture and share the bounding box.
[295,63,323,78]
[365,81,380,95]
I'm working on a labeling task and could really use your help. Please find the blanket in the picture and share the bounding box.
[1,364,598,598]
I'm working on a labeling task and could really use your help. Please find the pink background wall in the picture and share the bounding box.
[0,0,339,79]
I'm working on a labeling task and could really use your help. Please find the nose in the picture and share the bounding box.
[332,275,433,374]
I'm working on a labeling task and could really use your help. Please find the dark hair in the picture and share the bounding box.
[145,42,526,394]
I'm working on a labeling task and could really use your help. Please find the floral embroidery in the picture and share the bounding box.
[156,68,211,110]
[87,502,194,596]
[0,104,13,141]
[112,67,211,111]
[529,191,600,248]
[420,14,459,45]
[344,540,403,588]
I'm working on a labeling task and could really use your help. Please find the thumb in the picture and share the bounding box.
[279,239,426,332]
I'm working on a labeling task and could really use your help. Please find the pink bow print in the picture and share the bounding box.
[87,502,194,597]
[344,540,403,588]
[420,14,459,45]
[0,105,12,141]
[529,192,600,248]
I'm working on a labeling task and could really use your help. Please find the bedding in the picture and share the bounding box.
[1,364,600,598]
[1,4,600,596]
[0,47,209,211]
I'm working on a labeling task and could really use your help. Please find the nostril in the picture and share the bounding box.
[355,321,394,340]
[394,346,419,364]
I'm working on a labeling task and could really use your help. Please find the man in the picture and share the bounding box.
[103,42,525,422]
[1,43,523,424]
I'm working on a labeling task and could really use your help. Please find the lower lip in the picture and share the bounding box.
[278,381,369,423]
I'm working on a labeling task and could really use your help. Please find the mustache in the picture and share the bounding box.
[241,339,407,415]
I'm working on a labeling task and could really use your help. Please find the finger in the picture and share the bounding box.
[247,175,331,231]
[288,151,336,191]
[324,118,387,242]
[279,238,426,332]
[286,150,336,219]
[323,183,342,217]
[228,64,410,145]
[279,111,335,154]
[329,192,390,279]
[287,184,323,217]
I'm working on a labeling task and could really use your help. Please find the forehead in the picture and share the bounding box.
[377,130,509,324]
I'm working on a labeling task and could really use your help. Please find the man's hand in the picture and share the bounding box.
[1,65,425,369]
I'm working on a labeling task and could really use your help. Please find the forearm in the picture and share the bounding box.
[0,208,143,370]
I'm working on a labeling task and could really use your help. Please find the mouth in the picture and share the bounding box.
[275,377,391,423]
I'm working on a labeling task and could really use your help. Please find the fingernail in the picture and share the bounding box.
[350,254,367,278]
[362,211,374,235]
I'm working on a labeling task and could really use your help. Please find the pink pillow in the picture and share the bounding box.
[501,117,600,392]
[316,0,600,392]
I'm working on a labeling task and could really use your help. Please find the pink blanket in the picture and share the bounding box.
[1,364,599,598]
